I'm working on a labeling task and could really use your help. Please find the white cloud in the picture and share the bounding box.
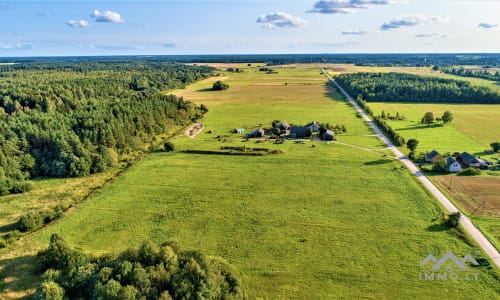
[478,23,498,29]
[415,32,447,38]
[257,12,307,29]
[381,15,449,31]
[0,42,32,50]
[163,42,177,48]
[342,30,370,35]
[67,20,90,28]
[91,9,124,23]
[308,0,395,14]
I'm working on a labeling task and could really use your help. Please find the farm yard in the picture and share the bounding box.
[1,64,499,299]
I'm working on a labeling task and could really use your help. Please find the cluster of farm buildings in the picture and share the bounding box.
[425,150,492,173]
[241,121,335,141]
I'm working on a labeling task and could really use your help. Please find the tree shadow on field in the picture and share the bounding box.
[0,222,18,234]
[0,254,40,299]
[364,159,393,166]
[397,123,443,131]
[426,223,448,232]
[197,88,214,92]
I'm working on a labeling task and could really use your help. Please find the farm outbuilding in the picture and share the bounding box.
[425,150,442,163]
[246,129,265,138]
[276,122,290,131]
[458,152,490,169]
[322,130,335,141]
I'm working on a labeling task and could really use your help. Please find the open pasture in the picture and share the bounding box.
[1,64,498,299]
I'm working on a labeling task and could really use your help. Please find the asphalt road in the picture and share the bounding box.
[324,70,500,269]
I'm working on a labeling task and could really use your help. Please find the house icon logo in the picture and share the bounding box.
[421,251,479,270]
[419,251,480,281]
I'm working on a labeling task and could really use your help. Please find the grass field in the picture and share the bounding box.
[1,65,499,299]
[368,102,500,155]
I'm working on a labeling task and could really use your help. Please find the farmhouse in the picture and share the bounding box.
[322,130,335,141]
[276,121,290,131]
[446,157,462,173]
[425,150,443,163]
[457,152,489,169]
[308,121,320,132]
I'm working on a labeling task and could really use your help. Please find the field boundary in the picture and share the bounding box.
[324,69,500,269]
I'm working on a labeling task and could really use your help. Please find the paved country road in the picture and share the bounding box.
[323,70,500,269]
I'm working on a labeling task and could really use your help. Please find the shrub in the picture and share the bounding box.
[491,142,500,152]
[433,159,448,173]
[211,80,229,91]
[34,281,64,300]
[459,167,481,176]
[18,211,44,232]
[11,181,35,194]
[446,212,461,228]
[164,142,174,152]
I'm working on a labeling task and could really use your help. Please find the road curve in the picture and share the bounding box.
[323,70,500,269]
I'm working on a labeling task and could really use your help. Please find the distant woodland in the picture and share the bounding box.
[335,72,500,104]
[0,62,213,195]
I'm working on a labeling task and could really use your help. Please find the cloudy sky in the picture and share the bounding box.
[0,0,499,56]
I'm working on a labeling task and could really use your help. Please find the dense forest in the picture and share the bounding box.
[35,234,242,299]
[335,72,500,104]
[0,61,213,195]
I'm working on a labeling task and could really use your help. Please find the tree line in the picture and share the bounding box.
[0,62,213,195]
[335,72,500,104]
[35,234,242,299]
[441,67,500,82]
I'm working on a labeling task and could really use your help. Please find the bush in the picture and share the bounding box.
[491,142,500,152]
[18,211,44,232]
[34,281,64,300]
[433,159,448,173]
[446,212,461,228]
[164,142,174,152]
[211,80,229,91]
[11,181,35,194]
[459,167,481,176]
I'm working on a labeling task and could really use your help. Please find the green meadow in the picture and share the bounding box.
[368,103,500,155]
[1,65,499,299]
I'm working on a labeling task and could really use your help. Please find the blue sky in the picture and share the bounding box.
[1,0,499,56]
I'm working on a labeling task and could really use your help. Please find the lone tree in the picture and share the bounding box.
[406,139,419,156]
[421,112,434,126]
[212,80,229,91]
[441,110,454,125]
[491,142,500,152]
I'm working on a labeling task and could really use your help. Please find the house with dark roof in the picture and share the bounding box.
[425,150,442,163]
[276,122,290,131]
[289,126,312,139]
[446,157,462,173]
[457,152,489,169]
[322,130,335,141]
[245,129,265,138]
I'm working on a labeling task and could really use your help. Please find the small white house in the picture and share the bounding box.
[446,157,462,173]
